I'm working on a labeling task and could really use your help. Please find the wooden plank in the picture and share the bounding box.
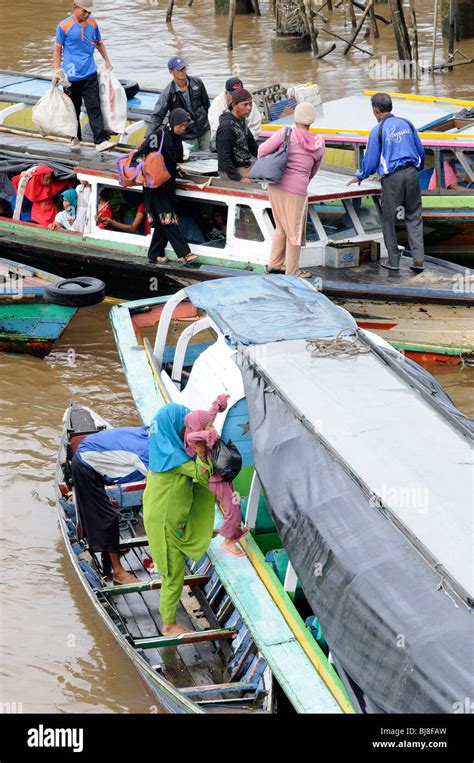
[134,628,236,650]
[102,574,211,597]
[181,681,259,697]
[118,535,148,549]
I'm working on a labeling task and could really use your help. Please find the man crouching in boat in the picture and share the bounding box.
[72,426,150,584]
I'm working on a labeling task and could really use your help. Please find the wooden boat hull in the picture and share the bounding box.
[338,298,474,365]
[0,258,78,357]
[0,302,76,358]
[56,405,278,714]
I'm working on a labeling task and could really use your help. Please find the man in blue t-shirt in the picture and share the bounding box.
[72,426,149,584]
[348,93,426,272]
[53,2,114,152]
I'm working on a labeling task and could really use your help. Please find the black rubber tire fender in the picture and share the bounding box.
[43,277,105,307]
[119,79,140,100]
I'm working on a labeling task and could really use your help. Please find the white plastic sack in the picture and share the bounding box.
[32,85,78,139]
[98,71,128,134]
[287,83,322,106]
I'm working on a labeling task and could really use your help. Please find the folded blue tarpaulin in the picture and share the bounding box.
[184,275,356,346]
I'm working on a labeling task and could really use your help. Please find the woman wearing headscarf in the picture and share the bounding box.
[138,108,198,266]
[12,164,69,227]
[49,188,78,230]
[143,403,215,636]
[258,102,325,278]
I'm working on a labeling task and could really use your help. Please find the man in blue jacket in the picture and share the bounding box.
[348,93,425,272]
[72,426,149,584]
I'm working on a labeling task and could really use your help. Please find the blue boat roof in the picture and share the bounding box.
[184,275,357,346]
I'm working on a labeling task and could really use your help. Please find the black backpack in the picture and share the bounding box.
[211,439,242,482]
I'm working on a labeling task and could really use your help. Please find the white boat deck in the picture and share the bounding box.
[275,94,470,135]
[245,338,473,600]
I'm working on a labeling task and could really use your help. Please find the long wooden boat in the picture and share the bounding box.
[263,92,474,262]
[110,275,473,714]
[0,69,291,148]
[1,129,472,362]
[56,401,350,714]
[0,256,78,357]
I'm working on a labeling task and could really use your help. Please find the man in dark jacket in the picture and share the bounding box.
[216,88,258,182]
[146,57,211,150]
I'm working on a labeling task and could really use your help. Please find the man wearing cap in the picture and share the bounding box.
[53,2,114,152]
[146,58,211,151]
[216,88,258,183]
[208,77,261,148]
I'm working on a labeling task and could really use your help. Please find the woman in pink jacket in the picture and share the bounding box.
[258,102,325,278]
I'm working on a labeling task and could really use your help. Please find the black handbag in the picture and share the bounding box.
[211,438,242,482]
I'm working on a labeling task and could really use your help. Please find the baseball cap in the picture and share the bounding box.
[168,57,186,71]
[74,2,95,11]
[225,77,243,93]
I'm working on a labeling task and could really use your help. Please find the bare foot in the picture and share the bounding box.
[162,623,192,636]
[112,570,138,585]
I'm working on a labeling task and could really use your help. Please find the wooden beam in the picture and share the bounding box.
[102,574,211,597]
[119,536,148,549]
[133,628,236,650]
[227,0,236,50]
[343,0,375,55]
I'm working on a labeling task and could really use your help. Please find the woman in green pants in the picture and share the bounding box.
[143,403,215,636]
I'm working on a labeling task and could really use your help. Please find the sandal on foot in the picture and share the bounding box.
[220,543,245,558]
[183,254,198,264]
[153,256,169,264]
[296,270,312,279]
[265,266,285,275]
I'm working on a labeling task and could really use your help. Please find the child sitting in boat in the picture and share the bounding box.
[49,189,78,231]
[184,393,250,558]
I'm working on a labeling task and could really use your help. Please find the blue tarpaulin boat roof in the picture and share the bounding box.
[184,276,356,346]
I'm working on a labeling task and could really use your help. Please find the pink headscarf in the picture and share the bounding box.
[184,394,228,457]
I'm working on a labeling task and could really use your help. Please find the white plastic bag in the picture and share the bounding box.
[98,71,127,134]
[32,85,78,139]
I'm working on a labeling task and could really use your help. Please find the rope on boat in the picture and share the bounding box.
[306,329,371,359]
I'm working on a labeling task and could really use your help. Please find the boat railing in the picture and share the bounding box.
[171,316,212,388]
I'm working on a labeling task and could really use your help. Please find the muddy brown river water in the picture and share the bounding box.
[0,0,473,713]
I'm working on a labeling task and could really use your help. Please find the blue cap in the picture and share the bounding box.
[168,57,186,71]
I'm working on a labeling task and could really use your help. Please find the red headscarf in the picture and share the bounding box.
[12,165,68,226]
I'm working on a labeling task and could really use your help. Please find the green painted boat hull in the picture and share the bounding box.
[0,302,77,358]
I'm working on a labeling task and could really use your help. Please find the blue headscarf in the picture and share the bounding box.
[149,403,191,473]
[60,188,78,216]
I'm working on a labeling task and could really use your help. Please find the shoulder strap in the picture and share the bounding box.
[158,128,165,153]
[377,113,395,151]
[283,127,291,149]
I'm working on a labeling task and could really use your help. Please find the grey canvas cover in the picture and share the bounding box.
[236,349,474,714]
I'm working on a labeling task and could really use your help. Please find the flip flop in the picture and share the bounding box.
[153,256,169,264]
[184,254,198,265]
[220,543,246,558]
[296,271,312,279]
